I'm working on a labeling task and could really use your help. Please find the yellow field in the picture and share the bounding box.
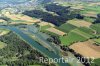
[46,27,66,36]
[88,2,100,6]
[37,22,55,27]
[4,12,33,21]
[38,22,49,26]
[70,41,100,59]
[4,12,40,25]
[67,19,92,27]
[0,19,6,23]
[10,20,40,25]
[82,11,97,18]
[0,30,9,36]
[71,5,84,10]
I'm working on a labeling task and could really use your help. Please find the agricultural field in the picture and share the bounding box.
[90,24,100,35]
[0,41,7,49]
[3,12,35,22]
[59,23,77,33]
[83,17,95,23]
[91,58,100,66]
[80,5,100,14]
[60,31,86,45]
[29,65,42,66]
[0,19,6,22]
[0,0,100,66]
[59,27,96,46]
[69,40,100,59]
[39,25,92,46]
[40,25,51,31]
[82,11,97,18]
[1,11,41,25]
[94,38,100,45]
[0,29,10,36]
[72,27,95,38]
[46,27,66,36]
[67,19,92,27]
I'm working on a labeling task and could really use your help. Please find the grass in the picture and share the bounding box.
[60,32,86,46]
[40,25,61,36]
[84,17,95,23]
[81,6,100,14]
[90,23,100,34]
[77,27,95,36]
[94,39,100,43]
[72,27,96,40]
[29,65,42,66]
[41,29,59,36]
[59,23,77,33]
[72,29,93,39]
[10,20,26,23]
[0,65,7,66]
[40,25,51,30]
[94,38,100,45]
[3,57,18,62]
[0,41,7,49]
[67,19,91,27]
[60,27,96,46]
[0,29,10,36]
[91,58,100,66]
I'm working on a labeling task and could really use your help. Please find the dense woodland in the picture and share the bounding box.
[23,3,79,26]
[0,32,55,66]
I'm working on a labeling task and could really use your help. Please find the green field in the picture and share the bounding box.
[77,27,95,36]
[59,27,96,46]
[81,6,100,14]
[94,38,100,45]
[94,39,100,43]
[91,58,100,66]
[59,23,77,33]
[83,17,95,23]
[90,24,100,34]
[40,25,51,30]
[29,65,42,66]
[60,31,86,46]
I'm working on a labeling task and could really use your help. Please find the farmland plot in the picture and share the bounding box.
[70,41,100,59]
[67,19,92,27]
[94,38,100,45]
[90,24,100,34]
[46,27,66,36]
[59,23,77,33]
[60,32,86,45]
[60,27,96,46]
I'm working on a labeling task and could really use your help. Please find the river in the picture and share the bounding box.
[0,26,69,66]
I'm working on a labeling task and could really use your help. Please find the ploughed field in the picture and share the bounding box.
[70,40,100,59]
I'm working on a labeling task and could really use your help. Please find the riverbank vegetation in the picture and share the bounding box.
[0,32,55,66]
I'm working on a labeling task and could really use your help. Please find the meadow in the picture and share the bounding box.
[90,24,100,34]
[59,23,77,33]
